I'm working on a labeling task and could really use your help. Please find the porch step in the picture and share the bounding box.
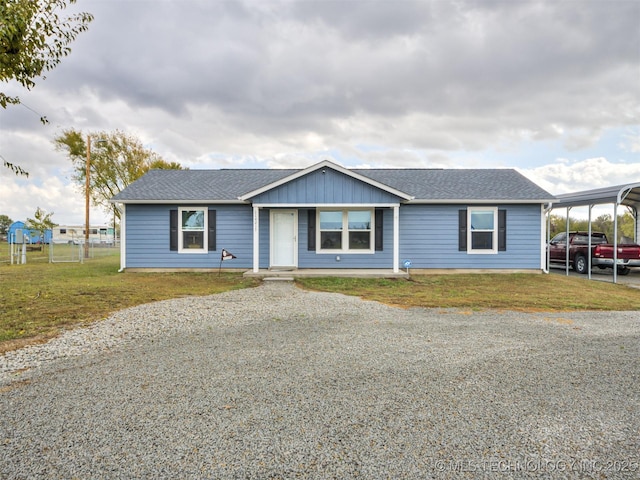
[263,276,295,282]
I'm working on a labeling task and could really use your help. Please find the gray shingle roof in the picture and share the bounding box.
[111,166,553,203]
[111,169,296,202]
[355,168,553,201]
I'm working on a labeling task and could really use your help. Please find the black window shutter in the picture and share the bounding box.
[308,209,316,251]
[169,209,178,251]
[458,209,467,251]
[375,208,383,251]
[498,209,507,251]
[208,209,216,251]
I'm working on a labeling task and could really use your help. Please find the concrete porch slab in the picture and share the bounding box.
[244,269,410,279]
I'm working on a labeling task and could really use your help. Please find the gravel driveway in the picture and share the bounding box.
[1,281,639,479]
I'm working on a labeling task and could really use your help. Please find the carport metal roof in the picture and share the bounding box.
[549,182,640,283]
[553,182,640,211]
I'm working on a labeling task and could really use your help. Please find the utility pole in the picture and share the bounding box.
[85,135,91,259]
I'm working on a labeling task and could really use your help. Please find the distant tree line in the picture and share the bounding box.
[549,212,636,242]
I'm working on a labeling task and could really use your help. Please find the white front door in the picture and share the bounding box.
[270,210,298,269]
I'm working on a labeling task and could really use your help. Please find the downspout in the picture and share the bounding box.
[115,203,126,272]
[543,203,553,274]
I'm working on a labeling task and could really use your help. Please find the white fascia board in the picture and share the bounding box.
[108,199,247,204]
[406,199,555,205]
[238,160,414,201]
[252,203,401,208]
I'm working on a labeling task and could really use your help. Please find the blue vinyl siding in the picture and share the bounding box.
[125,204,254,269]
[252,169,402,204]
[124,203,543,270]
[399,204,542,269]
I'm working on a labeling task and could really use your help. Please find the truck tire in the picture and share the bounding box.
[573,254,588,274]
[617,266,631,276]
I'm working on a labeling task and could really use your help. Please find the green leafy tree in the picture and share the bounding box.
[25,206,56,234]
[54,129,187,220]
[615,210,636,242]
[0,0,93,110]
[0,214,13,234]
[148,159,185,170]
[1,0,93,176]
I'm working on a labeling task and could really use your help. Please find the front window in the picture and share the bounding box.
[318,209,372,253]
[320,211,343,249]
[180,208,206,252]
[348,210,372,249]
[468,207,497,253]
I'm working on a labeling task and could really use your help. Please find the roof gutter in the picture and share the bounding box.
[406,198,556,205]
[109,199,248,205]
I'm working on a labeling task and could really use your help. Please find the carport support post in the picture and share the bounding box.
[587,205,593,280]
[613,202,618,284]
[565,207,571,276]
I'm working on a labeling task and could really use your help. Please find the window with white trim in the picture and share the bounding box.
[318,209,373,252]
[179,207,207,253]
[468,207,497,253]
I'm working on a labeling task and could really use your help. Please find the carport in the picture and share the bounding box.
[549,182,640,283]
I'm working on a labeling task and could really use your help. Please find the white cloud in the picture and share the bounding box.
[520,157,640,195]
[0,171,111,226]
[620,128,640,153]
[2,0,639,226]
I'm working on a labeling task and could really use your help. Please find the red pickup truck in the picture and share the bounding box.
[548,231,640,275]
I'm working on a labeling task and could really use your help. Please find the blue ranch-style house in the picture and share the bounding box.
[110,160,554,275]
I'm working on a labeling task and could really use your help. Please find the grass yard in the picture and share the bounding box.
[1,249,639,353]
[0,252,259,353]
[296,274,640,311]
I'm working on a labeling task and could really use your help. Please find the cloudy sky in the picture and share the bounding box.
[1,0,639,226]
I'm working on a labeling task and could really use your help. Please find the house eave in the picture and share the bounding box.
[406,198,555,205]
[251,202,401,208]
[109,199,247,205]
[110,198,554,206]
